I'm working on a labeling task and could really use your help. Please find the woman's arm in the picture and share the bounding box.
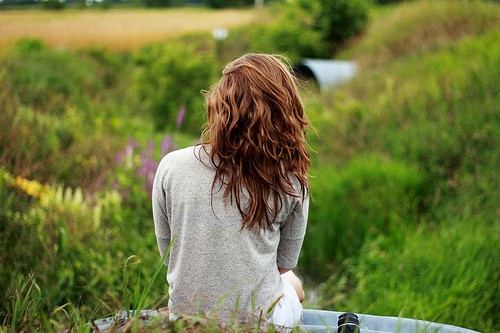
[152,158,171,266]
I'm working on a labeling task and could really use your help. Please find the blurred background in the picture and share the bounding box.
[0,0,499,332]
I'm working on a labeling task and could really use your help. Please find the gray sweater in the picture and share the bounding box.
[152,145,309,322]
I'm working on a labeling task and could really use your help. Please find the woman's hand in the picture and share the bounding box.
[279,268,305,303]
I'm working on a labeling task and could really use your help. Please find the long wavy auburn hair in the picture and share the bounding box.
[199,53,310,231]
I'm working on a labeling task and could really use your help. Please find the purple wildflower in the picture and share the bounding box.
[176,105,186,128]
[114,150,123,165]
[140,139,154,164]
[147,139,154,156]
[120,189,128,201]
[125,145,134,168]
[161,134,172,155]
[127,138,140,149]
[95,174,104,188]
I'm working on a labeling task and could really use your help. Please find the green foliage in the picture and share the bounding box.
[374,0,404,4]
[0,39,178,330]
[315,0,372,53]
[249,2,327,61]
[353,30,499,215]
[249,0,371,58]
[340,0,500,65]
[133,41,217,133]
[143,0,171,7]
[327,219,499,332]
[1,2,499,331]
[3,39,102,114]
[302,155,427,280]
[0,39,143,189]
[309,2,500,332]
[0,166,167,329]
[41,0,65,9]
[249,4,328,62]
[204,0,253,8]
[2,275,43,332]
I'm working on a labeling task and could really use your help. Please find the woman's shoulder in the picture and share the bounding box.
[158,145,211,171]
[158,146,195,166]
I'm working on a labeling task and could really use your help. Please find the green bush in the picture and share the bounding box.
[0,168,167,327]
[312,29,500,215]
[315,0,372,54]
[204,0,253,8]
[301,155,428,281]
[0,85,118,190]
[41,0,65,9]
[0,40,141,189]
[133,41,217,134]
[250,5,328,62]
[249,2,328,61]
[2,39,103,115]
[143,0,171,7]
[250,0,371,59]
[375,0,404,4]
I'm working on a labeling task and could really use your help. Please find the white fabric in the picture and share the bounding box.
[271,277,303,329]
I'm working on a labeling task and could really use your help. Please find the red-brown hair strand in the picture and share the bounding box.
[200,53,310,231]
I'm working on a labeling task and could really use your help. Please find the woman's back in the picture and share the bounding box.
[153,146,308,321]
[153,53,310,326]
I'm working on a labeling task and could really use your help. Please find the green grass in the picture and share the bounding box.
[302,155,428,281]
[1,1,499,332]
[338,0,500,65]
[302,1,499,332]
[343,218,498,331]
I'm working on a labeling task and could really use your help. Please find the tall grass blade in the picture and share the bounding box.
[133,237,174,315]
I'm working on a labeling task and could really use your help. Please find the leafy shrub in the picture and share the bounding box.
[0,167,167,326]
[250,0,371,59]
[0,121,193,329]
[249,2,328,61]
[143,0,171,7]
[0,39,140,189]
[250,5,328,62]
[314,28,500,216]
[375,0,405,4]
[204,0,252,8]
[133,41,217,134]
[315,0,372,53]
[301,155,428,280]
[0,80,121,189]
[304,89,370,166]
[2,39,103,115]
[41,0,65,9]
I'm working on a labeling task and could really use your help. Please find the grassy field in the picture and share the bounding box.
[0,8,257,53]
[0,1,499,332]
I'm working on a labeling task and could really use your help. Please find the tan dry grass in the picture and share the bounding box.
[0,8,257,52]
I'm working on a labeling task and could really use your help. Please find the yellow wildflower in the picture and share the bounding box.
[14,176,43,198]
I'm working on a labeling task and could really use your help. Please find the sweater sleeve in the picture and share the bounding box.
[276,194,309,269]
[152,157,171,266]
